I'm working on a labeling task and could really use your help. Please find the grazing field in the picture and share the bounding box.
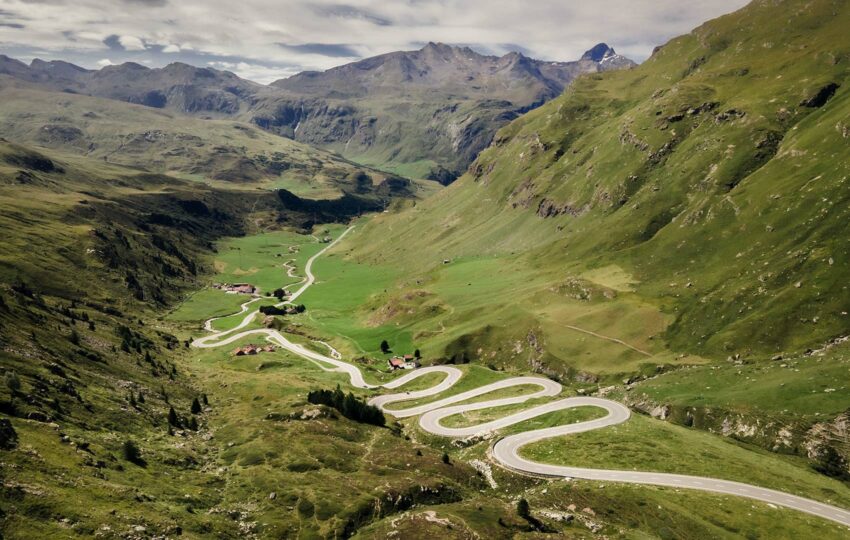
[520,413,850,509]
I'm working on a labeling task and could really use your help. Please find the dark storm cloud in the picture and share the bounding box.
[277,43,359,57]
[102,34,124,50]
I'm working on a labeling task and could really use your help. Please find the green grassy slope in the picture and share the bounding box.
[324,0,850,367]
[269,0,850,480]
[0,142,447,538]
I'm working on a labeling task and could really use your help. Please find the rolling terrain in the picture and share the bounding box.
[0,76,412,200]
[0,42,634,182]
[1,0,850,538]
[275,0,850,490]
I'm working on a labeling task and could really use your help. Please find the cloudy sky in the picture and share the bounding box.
[0,0,750,84]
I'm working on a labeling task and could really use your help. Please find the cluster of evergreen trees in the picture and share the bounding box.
[306,385,385,426]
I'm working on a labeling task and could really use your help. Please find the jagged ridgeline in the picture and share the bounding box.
[0,42,634,183]
[348,0,850,359]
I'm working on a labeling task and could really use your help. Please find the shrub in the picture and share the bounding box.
[122,440,145,465]
[517,498,530,519]
[0,418,18,449]
[814,446,850,480]
[259,305,287,316]
[4,370,21,394]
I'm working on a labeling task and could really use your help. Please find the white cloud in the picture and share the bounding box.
[118,35,146,51]
[96,58,113,67]
[0,0,751,83]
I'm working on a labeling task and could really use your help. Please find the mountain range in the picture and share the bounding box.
[0,42,634,183]
[4,1,850,538]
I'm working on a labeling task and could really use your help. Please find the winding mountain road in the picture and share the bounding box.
[193,226,850,529]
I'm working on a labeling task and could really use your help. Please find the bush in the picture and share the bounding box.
[307,385,385,426]
[517,498,530,519]
[0,418,18,450]
[4,370,21,394]
[814,446,850,480]
[259,305,287,316]
[122,440,145,466]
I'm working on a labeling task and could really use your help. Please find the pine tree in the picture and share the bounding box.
[167,406,179,427]
[380,340,390,354]
[414,349,421,359]
[202,393,209,406]
[343,392,358,421]
[442,452,450,465]
[129,392,136,407]
[191,397,202,414]
[188,416,198,431]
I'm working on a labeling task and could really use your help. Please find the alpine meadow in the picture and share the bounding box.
[1,0,849,539]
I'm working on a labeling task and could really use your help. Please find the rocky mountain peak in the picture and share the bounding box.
[581,43,616,62]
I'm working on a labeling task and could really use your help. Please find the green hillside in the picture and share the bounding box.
[338,0,850,363]
[3,0,850,537]
[0,77,412,200]
[283,0,850,472]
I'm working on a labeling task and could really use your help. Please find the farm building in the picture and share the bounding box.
[388,355,421,370]
[232,344,276,356]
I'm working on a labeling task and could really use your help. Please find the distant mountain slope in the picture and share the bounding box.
[0,76,410,200]
[0,42,634,182]
[270,42,632,101]
[260,42,634,181]
[0,55,260,115]
[343,0,850,361]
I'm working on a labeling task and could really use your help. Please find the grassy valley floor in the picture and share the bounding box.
[154,223,850,538]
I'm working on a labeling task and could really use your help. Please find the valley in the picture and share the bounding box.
[1,0,850,538]
[151,222,850,537]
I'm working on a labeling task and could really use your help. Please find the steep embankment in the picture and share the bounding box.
[347,0,850,361]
